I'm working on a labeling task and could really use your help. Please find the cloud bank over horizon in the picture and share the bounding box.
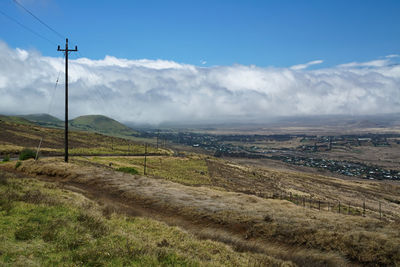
[0,41,399,125]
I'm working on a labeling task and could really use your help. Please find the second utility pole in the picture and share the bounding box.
[58,38,78,163]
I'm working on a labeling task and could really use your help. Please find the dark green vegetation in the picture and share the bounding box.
[14,161,21,169]
[2,155,9,162]
[0,170,281,266]
[116,166,139,175]
[18,148,36,161]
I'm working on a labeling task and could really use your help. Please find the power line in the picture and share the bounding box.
[13,0,65,40]
[47,68,62,115]
[0,9,57,45]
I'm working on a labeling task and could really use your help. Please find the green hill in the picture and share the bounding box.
[70,115,138,137]
[5,113,139,138]
[17,114,63,128]
[0,115,35,125]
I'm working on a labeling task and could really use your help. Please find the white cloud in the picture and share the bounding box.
[386,54,399,59]
[290,60,323,70]
[0,40,400,125]
[338,59,390,68]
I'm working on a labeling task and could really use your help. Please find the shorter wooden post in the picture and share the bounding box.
[363,199,366,217]
[35,137,43,161]
[144,143,147,175]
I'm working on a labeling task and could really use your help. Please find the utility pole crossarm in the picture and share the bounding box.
[57,38,78,163]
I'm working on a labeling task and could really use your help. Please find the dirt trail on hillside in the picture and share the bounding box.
[2,158,400,266]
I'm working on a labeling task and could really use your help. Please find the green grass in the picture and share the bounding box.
[0,170,279,266]
[90,155,211,185]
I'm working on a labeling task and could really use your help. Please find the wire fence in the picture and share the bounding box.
[254,191,386,220]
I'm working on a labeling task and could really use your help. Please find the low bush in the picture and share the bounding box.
[19,148,36,161]
[15,161,21,169]
[116,167,139,175]
[2,155,10,162]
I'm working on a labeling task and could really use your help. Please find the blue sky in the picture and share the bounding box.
[1,0,399,67]
[1,0,400,123]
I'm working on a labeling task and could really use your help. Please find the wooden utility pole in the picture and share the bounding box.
[58,38,77,162]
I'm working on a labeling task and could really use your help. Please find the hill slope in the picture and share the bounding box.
[0,115,35,125]
[18,114,64,128]
[70,115,138,137]
[6,113,139,138]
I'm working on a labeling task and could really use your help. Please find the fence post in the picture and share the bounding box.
[290,192,292,202]
[363,199,366,217]
[379,201,382,220]
[303,197,305,207]
[338,201,341,214]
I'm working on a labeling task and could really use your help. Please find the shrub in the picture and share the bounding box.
[19,148,36,161]
[116,167,139,175]
[2,155,10,162]
[15,161,22,169]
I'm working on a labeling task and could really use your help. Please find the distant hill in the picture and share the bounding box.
[17,114,64,128]
[0,114,35,125]
[1,113,139,139]
[70,115,138,137]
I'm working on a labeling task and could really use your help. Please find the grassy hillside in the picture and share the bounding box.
[0,116,168,157]
[5,113,139,139]
[4,158,400,266]
[0,169,283,266]
[17,114,64,128]
[70,115,138,137]
[0,115,35,126]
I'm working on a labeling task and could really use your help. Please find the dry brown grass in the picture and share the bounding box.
[2,158,399,266]
[207,158,400,221]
